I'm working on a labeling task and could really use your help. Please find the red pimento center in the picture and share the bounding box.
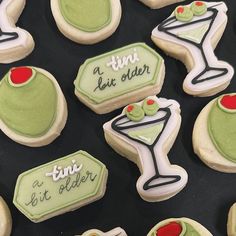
[147,99,155,105]
[156,222,182,236]
[10,67,33,84]
[177,7,184,14]
[127,105,134,113]
[195,1,203,6]
[220,95,236,110]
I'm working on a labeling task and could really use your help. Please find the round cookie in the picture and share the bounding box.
[227,203,236,236]
[51,0,122,44]
[193,93,236,172]
[147,217,212,235]
[0,66,68,147]
[0,197,12,236]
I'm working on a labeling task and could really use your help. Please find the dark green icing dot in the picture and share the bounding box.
[125,104,144,122]
[191,1,207,16]
[142,99,159,116]
[175,6,193,22]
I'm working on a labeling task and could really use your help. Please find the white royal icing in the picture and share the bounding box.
[106,48,140,71]
[46,160,83,182]
[0,0,29,50]
[103,96,188,201]
[152,1,234,95]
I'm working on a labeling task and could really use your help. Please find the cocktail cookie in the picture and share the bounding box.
[0,197,12,236]
[13,150,108,223]
[51,0,122,44]
[103,96,188,202]
[0,66,67,147]
[147,218,212,235]
[78,227,127,236]
[139,0,185,9]
[0,0,34,63]
[74,43,165,114]
[193,93,236,172]
[152,1,234,96]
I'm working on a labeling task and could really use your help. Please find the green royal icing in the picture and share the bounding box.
[13,150,107,222]
[128,123,164,145]
[208,98,236,163]
[142,99,159,116]
[175,6,193,22]
[191,2,207,16]
[126,104,144,122]
[74,43,163,104]
[178,23,209,44]
[59,0,111,32]
[0,68,57,137]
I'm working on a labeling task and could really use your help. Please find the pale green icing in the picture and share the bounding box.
[126,104,144,122]
[184,222,200,236]
[128,123,164,145]
[208,98,236,163]
[59,0,111,32]
[13,150,107,222]
[175,6,193,22]
[74,43,163,104]
[142,99,159,116]
[178,24,209,44]
[0,68,57,137]
[191,2,207,16]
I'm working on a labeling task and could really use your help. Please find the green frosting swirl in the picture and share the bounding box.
[125,104,144,122]
[0,69,57,137]
[175,6,193,22]
[142,99,159,116]
[208,97,236,163]
[191,2,207,16]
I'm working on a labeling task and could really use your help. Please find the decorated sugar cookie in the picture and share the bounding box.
[103,96,188,202]
[147,218,212,235]
[13,150,108,223]
[0,197,12,236]
[74,43,165,114]
[51,0,121,44]
[151,1,234,97]
[227,203,236,236]
[79,227,127,236]
[193,93,236,172]
[0,66,67,147]
[139,0,185,9]
[0,0,34,63]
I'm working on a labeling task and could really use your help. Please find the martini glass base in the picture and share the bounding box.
[143,174,181,191]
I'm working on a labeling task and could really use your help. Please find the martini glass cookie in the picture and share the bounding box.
[193,93,236,172]
[0,0,34,63]
[13,150,108,222]
[139,0,185,9]
[151,1,234,97]
[74,43,165,114]
[78,227,127,236]
[0,197,12,236]
[147,218,212,235]
[0,66,67,147]
[103,96,188,202]
[51,0,121,44]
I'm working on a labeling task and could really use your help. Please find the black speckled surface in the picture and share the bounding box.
[1,0,236,235]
